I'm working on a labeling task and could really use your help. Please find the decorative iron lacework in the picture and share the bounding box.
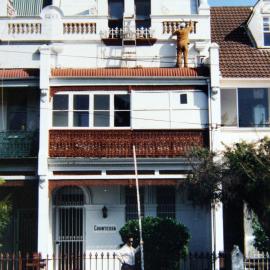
[49,130,208,158]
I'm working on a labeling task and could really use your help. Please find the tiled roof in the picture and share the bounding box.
[51,67,209,78]
[0,69,39,78]
[211,7,270,78]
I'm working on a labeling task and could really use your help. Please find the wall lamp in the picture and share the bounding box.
[102,206,108,218]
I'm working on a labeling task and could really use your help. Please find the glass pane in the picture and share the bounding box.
[53,112,68,127]
[73,95,89,110]
[221,89,237,126]
[53,95,68,110]
[114,95,130,110]
[108,0,124,19]
[264,33,270,46]
[73,112,89,127]
[7,112,27,130]
[114,111,130,126]
[94,111,110,127]
[94,95,110,110]
[238,88,269,127]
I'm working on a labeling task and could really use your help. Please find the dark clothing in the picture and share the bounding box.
[121,263,135,270]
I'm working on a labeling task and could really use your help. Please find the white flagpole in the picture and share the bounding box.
[133,145,144,270]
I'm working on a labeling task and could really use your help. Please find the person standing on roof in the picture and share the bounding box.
[173,21,194,68]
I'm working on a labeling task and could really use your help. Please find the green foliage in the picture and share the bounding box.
[252,217,270,253]
[0,179,11,241]
[185,138,270,246]
[119,217,190,270]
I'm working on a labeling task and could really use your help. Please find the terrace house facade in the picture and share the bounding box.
[0,0,227,267]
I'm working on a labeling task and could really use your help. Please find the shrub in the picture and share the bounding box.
[119,217,190,270]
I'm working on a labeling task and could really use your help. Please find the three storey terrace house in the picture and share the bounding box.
[0,0,223,268]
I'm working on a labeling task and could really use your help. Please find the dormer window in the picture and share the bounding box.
[263,17,270,46]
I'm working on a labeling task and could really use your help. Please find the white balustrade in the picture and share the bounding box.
[8,22,41,34]
[63,22,96,34]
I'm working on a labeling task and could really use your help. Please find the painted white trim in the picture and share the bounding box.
[0,176,37,180]
[49,174,187,180]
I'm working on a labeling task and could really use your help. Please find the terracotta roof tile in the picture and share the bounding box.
[211,7,270,78]
[0,69,39,79]
[51,67,209,78]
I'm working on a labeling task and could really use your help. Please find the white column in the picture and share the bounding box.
[38,176,53,255]
[38,45,52,256]
[209,43,224,269]
[198,0,210,15]
[0,0,8,16]
[124,0,135,17]
[209,43,222,152]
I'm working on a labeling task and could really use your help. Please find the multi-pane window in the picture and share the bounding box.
[135,0,151,28]
[156,187,175,219]
[114,94,130,126]
[108,0,124,29]
[52,95,69,127]
[125,187,144,221]
[94,95,110,127]
[73,95,89,127]
[7,91,27,131]
[52,93,130,128]
[263,18,270,46]
[221,88,270,127]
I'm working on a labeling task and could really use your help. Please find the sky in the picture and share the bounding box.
[208,0,257,6]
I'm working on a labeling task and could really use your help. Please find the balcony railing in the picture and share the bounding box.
[49,130,208,158]
[0,131,38,158]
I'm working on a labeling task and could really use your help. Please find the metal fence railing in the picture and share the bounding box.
[0,251,269,270]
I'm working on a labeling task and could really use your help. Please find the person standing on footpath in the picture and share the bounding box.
[117,235,143,270]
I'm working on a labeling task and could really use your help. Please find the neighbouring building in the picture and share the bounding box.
[211,0,270,256]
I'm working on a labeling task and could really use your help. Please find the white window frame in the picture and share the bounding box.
[263,17,270,47]
[52,91,131,129]
[221,88,270,129]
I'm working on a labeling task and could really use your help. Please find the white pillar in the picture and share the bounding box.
[0,0,8,16]
[198,0,210,15]
[209,42,224,269]
[38,45,52,256]
[209,43,222,152]
[124,0,135,17]
[38,176,52,255]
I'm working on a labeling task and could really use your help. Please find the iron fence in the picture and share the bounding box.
[0,251,269,270]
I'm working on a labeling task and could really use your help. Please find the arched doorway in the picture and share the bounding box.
[53,186,85,270]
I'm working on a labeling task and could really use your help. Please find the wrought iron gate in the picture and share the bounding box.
[54,187,85,270]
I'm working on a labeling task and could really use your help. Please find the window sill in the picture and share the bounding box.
[221,126,270,132]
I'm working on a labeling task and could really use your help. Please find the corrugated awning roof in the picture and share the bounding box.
[0,69,39,79]
[51,67,209,78]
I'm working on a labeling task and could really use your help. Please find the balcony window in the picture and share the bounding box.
[135,0,151,28]
[13,0,51,16]
[108,0,124,29]
[7,92,27,131]
[114,94,130,127]
[94,95,110,127]
[53,95,69,127]
[263,18,270,46]
[73,95,89,127]
[221,88,270,127]
[125,187,144,221]
[156,187,175,219]
[52,93,130,128]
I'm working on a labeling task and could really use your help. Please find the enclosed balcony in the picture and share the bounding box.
[0,131,38,158]
[0,87,40,159]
